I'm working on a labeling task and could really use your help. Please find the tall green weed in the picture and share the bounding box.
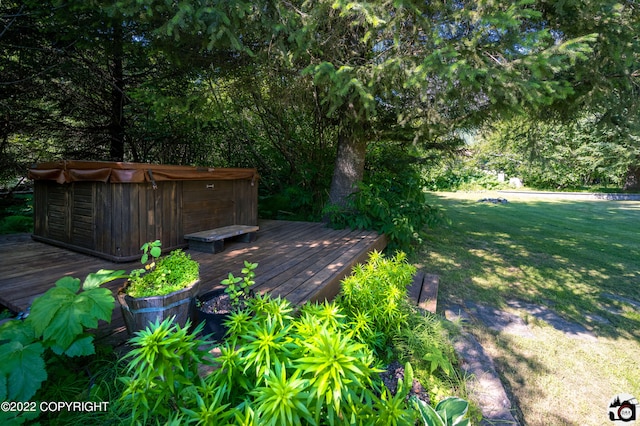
[337,251,415,357]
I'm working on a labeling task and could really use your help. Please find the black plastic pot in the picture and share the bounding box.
[195,288,230,341]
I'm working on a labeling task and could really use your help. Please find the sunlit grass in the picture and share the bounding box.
[414,191,640,426]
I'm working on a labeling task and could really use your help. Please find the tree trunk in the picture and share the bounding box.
[623,164,640,191]
[326,126,367,209]
[109,22,126,162]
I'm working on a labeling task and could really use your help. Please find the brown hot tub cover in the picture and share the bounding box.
[28,160,258,185]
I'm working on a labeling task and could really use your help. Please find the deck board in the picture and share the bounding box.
[0,220,386,347]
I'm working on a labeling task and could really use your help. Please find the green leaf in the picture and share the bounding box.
[27,286,75,338]
[412,396,445,426]
[27,279,114,351]
[0,410,40,424]
[80,287,116,323]
[83,269,127,290]
[150,246,162,258]
[64,335,95,357]
[0,341,47,401]
[54,276,81,292]
[436,397,469,425]
[0,320,35,346]
[39,302,85,349]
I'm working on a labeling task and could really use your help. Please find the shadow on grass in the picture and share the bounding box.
[419,193,640,425]
[488,331,594,426]
[419,193,640,341]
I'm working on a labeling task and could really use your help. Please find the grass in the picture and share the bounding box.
[414,191,640,425]
[0,193,33,234]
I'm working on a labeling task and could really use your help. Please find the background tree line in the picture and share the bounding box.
[1,0,639,247]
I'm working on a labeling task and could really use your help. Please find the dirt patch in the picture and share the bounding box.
[379,360,430,405]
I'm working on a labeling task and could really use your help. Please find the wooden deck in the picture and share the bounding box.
[0,220,387,346]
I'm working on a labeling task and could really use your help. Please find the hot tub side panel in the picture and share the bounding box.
[96,181,185,261]
[234,179,258,226]
[33,180,186,262]
[33,181,98,251]
[182,180,235,235]
[181,179,258,235]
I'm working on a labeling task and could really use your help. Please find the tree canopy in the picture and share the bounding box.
[2,0,639,205]
[126,0,600,205]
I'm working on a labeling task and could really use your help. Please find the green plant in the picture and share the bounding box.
[325,144,443,252]
[413,396,470,426]
[212,295,393,425]
[394,314,457,381]
[337,250,416,357]
[221,260,258,307]
[125,241,199,298]
[375,362,419,426]
[119,292,426,425]
[249,359,314,426]
[139,239,162,264]
[0,269,124,402]
[0,215,33,234]
[337,250,467,410]
[119,317,221,425]
[0,194,33,235]
[117,257,471,425]
[33,346,129,425]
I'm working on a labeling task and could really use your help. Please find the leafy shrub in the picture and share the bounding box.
[325,142,443,253]
[118,294,421,425]
[0,194,33,234]
[394,311,462,403]
[208,295,403,425]
[259,184,325,222]
[338,251,473,415]
[424,160,504,192]
[126,243,199,297]
[0,269,124,424]
[119,318,216,424]
[325,170,441,253]
[117,253,472,425]
[33,346,128,425]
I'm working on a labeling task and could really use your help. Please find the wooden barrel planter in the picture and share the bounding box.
[118,280,201,335]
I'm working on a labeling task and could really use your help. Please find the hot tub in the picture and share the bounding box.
[29,160,258,261]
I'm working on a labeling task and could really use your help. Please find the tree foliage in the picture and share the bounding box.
[476,115,635,189]
[2,0,639,214]
[109,0,601,205]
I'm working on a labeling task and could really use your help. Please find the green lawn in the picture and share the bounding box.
[415,192,640,425]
